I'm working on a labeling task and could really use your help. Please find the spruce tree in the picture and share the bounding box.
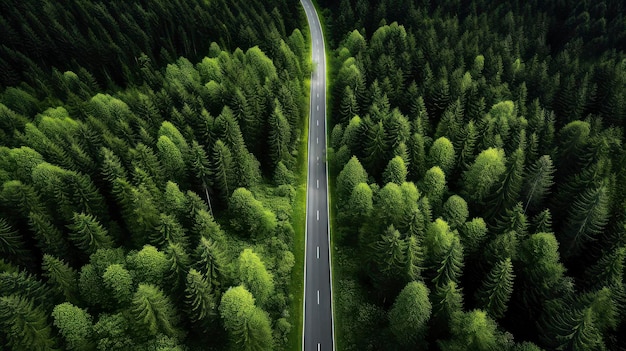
[476,258,515,319]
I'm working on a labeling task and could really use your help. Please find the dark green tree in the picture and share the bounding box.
[0,294,58,351]
[475,258,515,319]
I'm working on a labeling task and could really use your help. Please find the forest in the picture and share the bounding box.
[0,0,308,350]
[317,0,626,350]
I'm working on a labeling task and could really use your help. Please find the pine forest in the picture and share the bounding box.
[1,0,626,350]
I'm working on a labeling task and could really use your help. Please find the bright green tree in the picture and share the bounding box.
[336,156,368,205]
[439,310,510,351]
[102,264,133,305]
[229,188,277,238]
[210,139,235,200]
[428,137,456,174]
[126,245,169,286]
[383,156,408,185]
[442,195,469,230]
[219,285,273,351]
[388,281,431,347]
[462,148,507,204]
[432,236,464,286]
[52,302,95,351]
[237,248,275,308]
[420,166,446,209]
[156,135,186,184]
[195,237,228,291]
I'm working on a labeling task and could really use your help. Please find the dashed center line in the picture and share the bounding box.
[317,246,319,259]
[316,137,319,144]
[317,179,319,188]
[317,105,319,111]
[317,290,320,304]
[317,210,319,221]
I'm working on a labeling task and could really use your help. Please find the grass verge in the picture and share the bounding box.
[286,77,310,351]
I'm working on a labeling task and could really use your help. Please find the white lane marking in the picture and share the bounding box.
[318,343,321,351]
[316,156,319,161]
[317,120,319,126]
[316,137,319,144]
[317,179,319,188]
[317,93,319,98]
[317,290,320,304]
[317,210,319,221]
[317,105,319,111]
[317,246,319,259]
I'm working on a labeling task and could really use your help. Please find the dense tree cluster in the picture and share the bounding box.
[0,1,308,350]
[323,0,626,350]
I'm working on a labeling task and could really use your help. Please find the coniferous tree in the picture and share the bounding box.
[0,294,58,351]
[475,258,515,319]
[185,268,216,327]
[131,283,181,339]
[388,281,431,348]
[42,254,78,304]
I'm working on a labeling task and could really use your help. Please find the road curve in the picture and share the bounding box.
[300,1,335,351]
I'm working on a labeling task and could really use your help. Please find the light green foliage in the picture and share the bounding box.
[347,182,373,225]
[476,258,515,319]
[420,166,446,208]
[432,236,464,286]
[439,310,509,351]
[389,281,431,346]
[0,294,57,351]
[127,245,169,286]
[219,285,273,351]
[52,302,95,351]
[519,233,568,305]
[383,156,408,185]
[424,218,455,265]
[428,137,456,174]
[337,156,368,204]
[131,284,180,338]
[237,249,275,308]
[93,313,134,350]
[229,188,277,238]
[156,135,185,184]
[432,281,464,328]
[442,195,469,230]
[463,148,507,203]
[103,264,133,305]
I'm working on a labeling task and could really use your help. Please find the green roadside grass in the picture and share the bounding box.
[286,74,310,351]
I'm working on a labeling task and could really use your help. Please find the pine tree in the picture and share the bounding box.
[523,155,555,213]
[67,212,113,256]
[563,185,610,257]
[584,246,626,289]
[210,139,235,201]
[196,237,228,291]
[405,235,424,282]
[463,148,507,204]
[382,156,407,185]
[0,217,29,265]
[407,133,427,180]
[131,283,180,338]
[388,281,431,347]
[42,254,78,303]
[156,135,186,185]
[102,264,133,305]
[267,100,292,168]
[219,285,273,351]
[185,268,216,327]
[428,136,456,175]
[52,302,95,351]
[476,258,515,319]
[336,156,368,205]
[486,148,524,219]
[164,242,191,293]
[442,195,469,230]
[432,236,464,287]
[0,294,58,351]
[237,249,275,308]
[370,225,408,296]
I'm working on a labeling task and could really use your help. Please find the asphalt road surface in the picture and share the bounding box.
[300,1,335,351]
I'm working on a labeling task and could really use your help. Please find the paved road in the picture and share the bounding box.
[300,1,335,351]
